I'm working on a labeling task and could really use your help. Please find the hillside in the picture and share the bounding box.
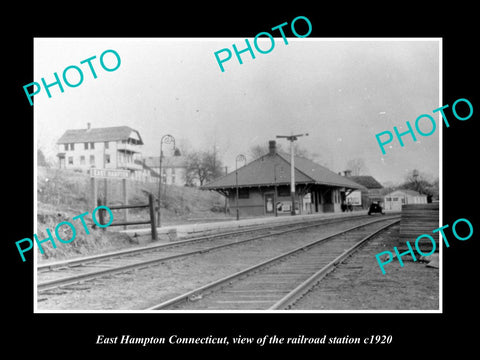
[36,167,227,260]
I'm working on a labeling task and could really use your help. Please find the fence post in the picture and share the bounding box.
[148,194,158,240]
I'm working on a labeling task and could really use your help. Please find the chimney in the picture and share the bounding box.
[268,140,277,156]
[87,122,91,131]
[344,170,352,177]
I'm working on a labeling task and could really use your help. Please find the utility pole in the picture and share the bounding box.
[276,133,309,215]
[157,134,176,226]
[235,154,247,220]
[224,165,228,215]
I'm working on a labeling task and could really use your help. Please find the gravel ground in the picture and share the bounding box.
[292,225,439,310]
[37,217,389,310]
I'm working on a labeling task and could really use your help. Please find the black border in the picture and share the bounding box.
[7,5,478,356]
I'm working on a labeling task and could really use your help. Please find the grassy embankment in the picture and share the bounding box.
[37,167,227,261]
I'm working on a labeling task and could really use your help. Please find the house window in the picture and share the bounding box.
[386,197,391,201]
[104,141,109,149]
[105,154,110,164]
[68,156,73,165]
[70,143,75,150]
[401,198,406,204]
[90,155,95,165]
[90,142,95,149]
[238,188,250,199]
[393,197,398,201]
[171,175,176,184]
[84,142,88,150]
[80,156,85,165]
[64,144,68,151]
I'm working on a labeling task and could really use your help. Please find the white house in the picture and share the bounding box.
[56,124,144,176]
[383,189,428,211]
[141,155,189,186]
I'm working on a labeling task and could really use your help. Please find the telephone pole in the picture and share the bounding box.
[276,133,309,215]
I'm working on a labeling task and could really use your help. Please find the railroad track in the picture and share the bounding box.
[147,216,400,310]
[37,213,379,293]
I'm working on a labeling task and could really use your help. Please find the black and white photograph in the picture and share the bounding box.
[7,6,478,356]
[33,38,441,312]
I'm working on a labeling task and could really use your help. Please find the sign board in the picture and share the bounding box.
[90,168,130,179]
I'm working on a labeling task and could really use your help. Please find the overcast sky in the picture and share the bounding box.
[34,38,440,184]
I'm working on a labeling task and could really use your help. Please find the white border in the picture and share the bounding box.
[33,37,442,314]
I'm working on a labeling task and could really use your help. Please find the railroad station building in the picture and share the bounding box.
[201,141,366,217]
[383,189,428,211]
[56,123,144,175]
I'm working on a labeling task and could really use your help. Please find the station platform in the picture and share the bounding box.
[120,210,398,243]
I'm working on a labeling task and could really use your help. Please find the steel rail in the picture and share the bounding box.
[38,214,388,292]
[146,216,400,310]
[37,212,373,271]
[268,219,400,310]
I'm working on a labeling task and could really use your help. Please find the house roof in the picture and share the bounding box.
[57,126,143,145]
[142,155,187,168]
[348,176,383,189]
[202,151,366,190]
[385,189,426,197]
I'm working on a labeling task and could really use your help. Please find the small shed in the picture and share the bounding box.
[201,140,365,217]
[383,189,428,211]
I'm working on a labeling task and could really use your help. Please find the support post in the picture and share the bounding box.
[122,178,128,230]
[235,171,239,220]
[290,139,296,215]
[103,178,108,211]
[90,177,97,210]
[276,133,308,216]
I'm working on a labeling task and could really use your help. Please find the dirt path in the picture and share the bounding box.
[292,225,439,310]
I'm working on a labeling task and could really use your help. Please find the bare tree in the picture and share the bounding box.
[185,150,224,186]
[346,158,368,176]
[248,143,283,159]
[248,142,319,161]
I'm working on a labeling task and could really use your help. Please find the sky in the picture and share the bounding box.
[34,38,440,184]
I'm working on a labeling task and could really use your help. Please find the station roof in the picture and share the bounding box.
[348,176,383,189]
[384,189,426,197]
[202,151,366,191]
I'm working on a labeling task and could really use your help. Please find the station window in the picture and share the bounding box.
[90,142,95,149]
[70,143,75,151]
[238,188,250,199]
[104,141,109,149]
[64,144,68,151]
[68,156,73,165]
[105,154,110,164]
[90,155,95,165]
[80,156,85,165]
[84,142,89,150]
